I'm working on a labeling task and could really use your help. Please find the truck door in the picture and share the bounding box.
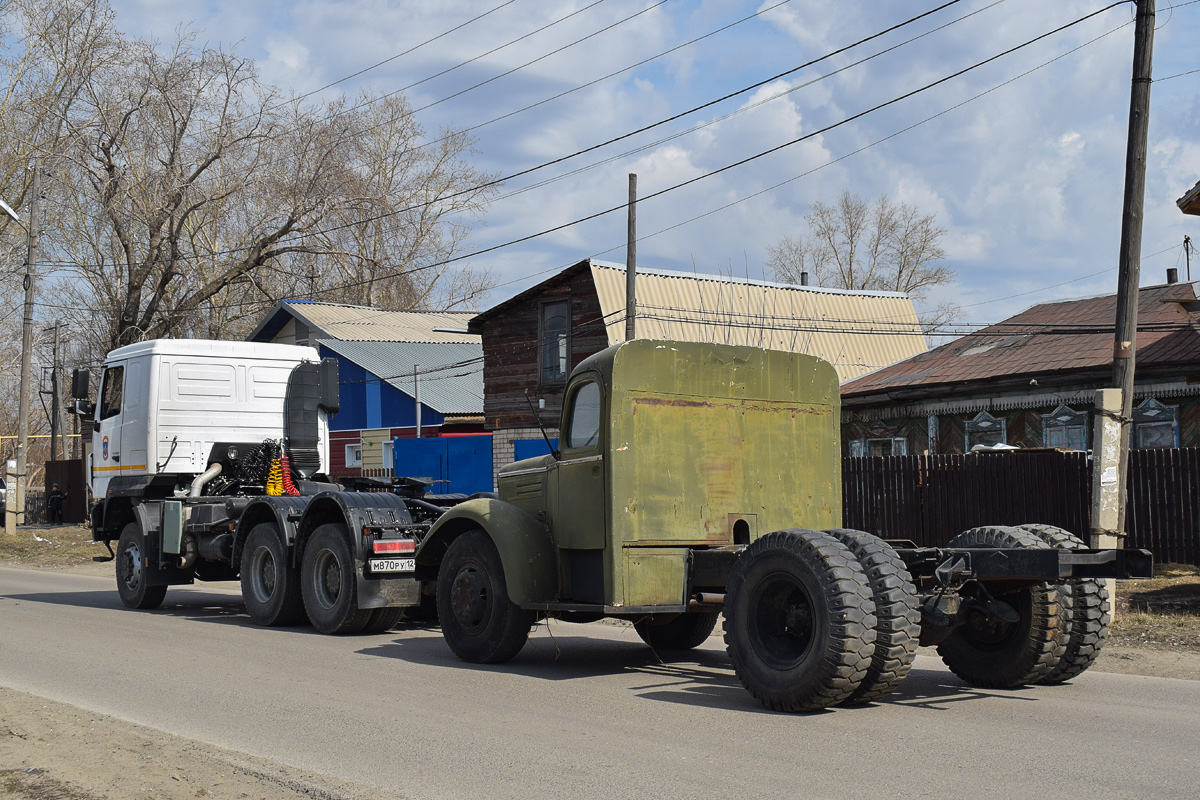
[553,377,605,550]
[92,363,125,496]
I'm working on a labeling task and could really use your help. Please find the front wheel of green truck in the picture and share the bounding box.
[437,529,535,664]
[724,530,877,712]
[634,612,719,652]
[116,523,167,610]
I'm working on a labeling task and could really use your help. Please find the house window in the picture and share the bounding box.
[966,411,1006,449]
[848,438,907,457]
[345,444,362,468]
[1042,405,1088,450]
[1132,398,1178,449]
[539,299,570,384]
[382,440,395,473]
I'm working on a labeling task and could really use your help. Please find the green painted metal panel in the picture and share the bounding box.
[603,341,841,553]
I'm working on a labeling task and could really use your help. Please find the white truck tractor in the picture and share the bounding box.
[71,339,450,633]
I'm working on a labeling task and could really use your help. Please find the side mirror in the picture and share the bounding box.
[71,368,90,399]
[318,358,340,415]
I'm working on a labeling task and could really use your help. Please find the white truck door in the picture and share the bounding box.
[93,362,125,496]
[121,358,148,474]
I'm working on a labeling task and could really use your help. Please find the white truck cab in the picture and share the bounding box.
[89,339,330,498]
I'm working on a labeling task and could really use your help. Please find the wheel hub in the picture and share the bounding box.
[120,542,143,591]
[450,565,490,632]
[749,573,817,670]
[312,549,342,609]
[250,546,277,602]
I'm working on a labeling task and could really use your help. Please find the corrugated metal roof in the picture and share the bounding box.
[841,281,1200,399]
[588,261,927,384]
[286,301,479,343]
[316,339,483,416]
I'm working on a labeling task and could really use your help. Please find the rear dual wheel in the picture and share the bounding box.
[1017,523,1111,684]
[723,529,877,712]
[936,526,1065,688]
[824,529,921,703]
[302,524,372,635]
[241,523,305,627]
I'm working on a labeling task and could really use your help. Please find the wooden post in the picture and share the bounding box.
[625,173,637,342]
[1110,0,1155,537]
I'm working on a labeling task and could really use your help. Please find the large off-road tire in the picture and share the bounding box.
[362,606,405,634]
[723,529,877,712]
[115,523,167,610]
[634,613,719,652]
[240,523,305,627]
[1017,523,1111,684]
[437,529,535,663]
[937,526,1064,688]
[301,524,371,635]
[825,528,921,703]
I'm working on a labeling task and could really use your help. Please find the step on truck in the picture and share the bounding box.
[415,339,1152,711]
[71,339,449,634]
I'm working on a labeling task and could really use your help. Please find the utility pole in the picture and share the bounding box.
[1185,235,1192,281]
[1107,0,1155,540]
[10,162,41,533]
[625,173,637,342]
[49,321,61,462]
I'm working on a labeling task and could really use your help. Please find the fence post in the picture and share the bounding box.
[1091,388,1126,609]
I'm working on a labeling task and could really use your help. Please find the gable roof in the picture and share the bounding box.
[842,281,1200,401]
[471,258,927,384]
[316,339,483,416]
[250,300,478,344]
[1179,179,1200,216]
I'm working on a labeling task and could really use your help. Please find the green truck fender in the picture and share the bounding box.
[415,498,558,606]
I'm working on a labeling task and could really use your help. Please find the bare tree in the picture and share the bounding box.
[767,190,957,330]
[310,90,498,311]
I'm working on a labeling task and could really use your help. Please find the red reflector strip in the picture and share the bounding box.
[373,539,416,554]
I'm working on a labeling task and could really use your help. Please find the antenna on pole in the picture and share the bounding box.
[625,173,637,342]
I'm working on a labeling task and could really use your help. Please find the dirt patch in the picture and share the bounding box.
[0,688,381,800]
[1110,563,1200,652]
[0,526,109,574]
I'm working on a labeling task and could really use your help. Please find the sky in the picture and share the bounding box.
[105,0,1200,328]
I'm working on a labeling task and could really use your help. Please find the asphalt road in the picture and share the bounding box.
[1,566,1196,800]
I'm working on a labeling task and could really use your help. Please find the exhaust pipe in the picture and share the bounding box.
[190,462,222,497]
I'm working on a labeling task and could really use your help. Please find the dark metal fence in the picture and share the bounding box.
[843,449,1198,565]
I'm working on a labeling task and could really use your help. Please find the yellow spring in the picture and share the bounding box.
[266,458,283,496]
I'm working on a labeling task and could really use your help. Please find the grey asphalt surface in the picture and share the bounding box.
[1,565,1197,800]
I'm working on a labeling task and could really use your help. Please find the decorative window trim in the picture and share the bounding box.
[966,411,1006,449]
[1041,404,1089,450]
[1132,398,1179,449]
[345,443,362,468]
[849,437,907,457]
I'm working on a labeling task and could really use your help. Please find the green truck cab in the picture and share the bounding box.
[416,339,1152,712]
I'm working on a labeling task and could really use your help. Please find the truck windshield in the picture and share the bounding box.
[565,381,600,449]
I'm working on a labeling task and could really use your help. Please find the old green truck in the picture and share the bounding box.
[416,339,1150,711]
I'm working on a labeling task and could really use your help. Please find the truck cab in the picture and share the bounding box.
[489,339,842,610]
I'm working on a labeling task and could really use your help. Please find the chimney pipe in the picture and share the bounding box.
[1166,267,1178,284]
[800,271,809,286]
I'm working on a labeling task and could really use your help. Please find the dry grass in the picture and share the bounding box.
[0,525,107,570]
[1111,563,1200,652]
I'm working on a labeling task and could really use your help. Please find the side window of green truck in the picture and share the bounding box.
[564,380,601,450]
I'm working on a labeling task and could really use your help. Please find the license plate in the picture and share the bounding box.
[369,557,415,573]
